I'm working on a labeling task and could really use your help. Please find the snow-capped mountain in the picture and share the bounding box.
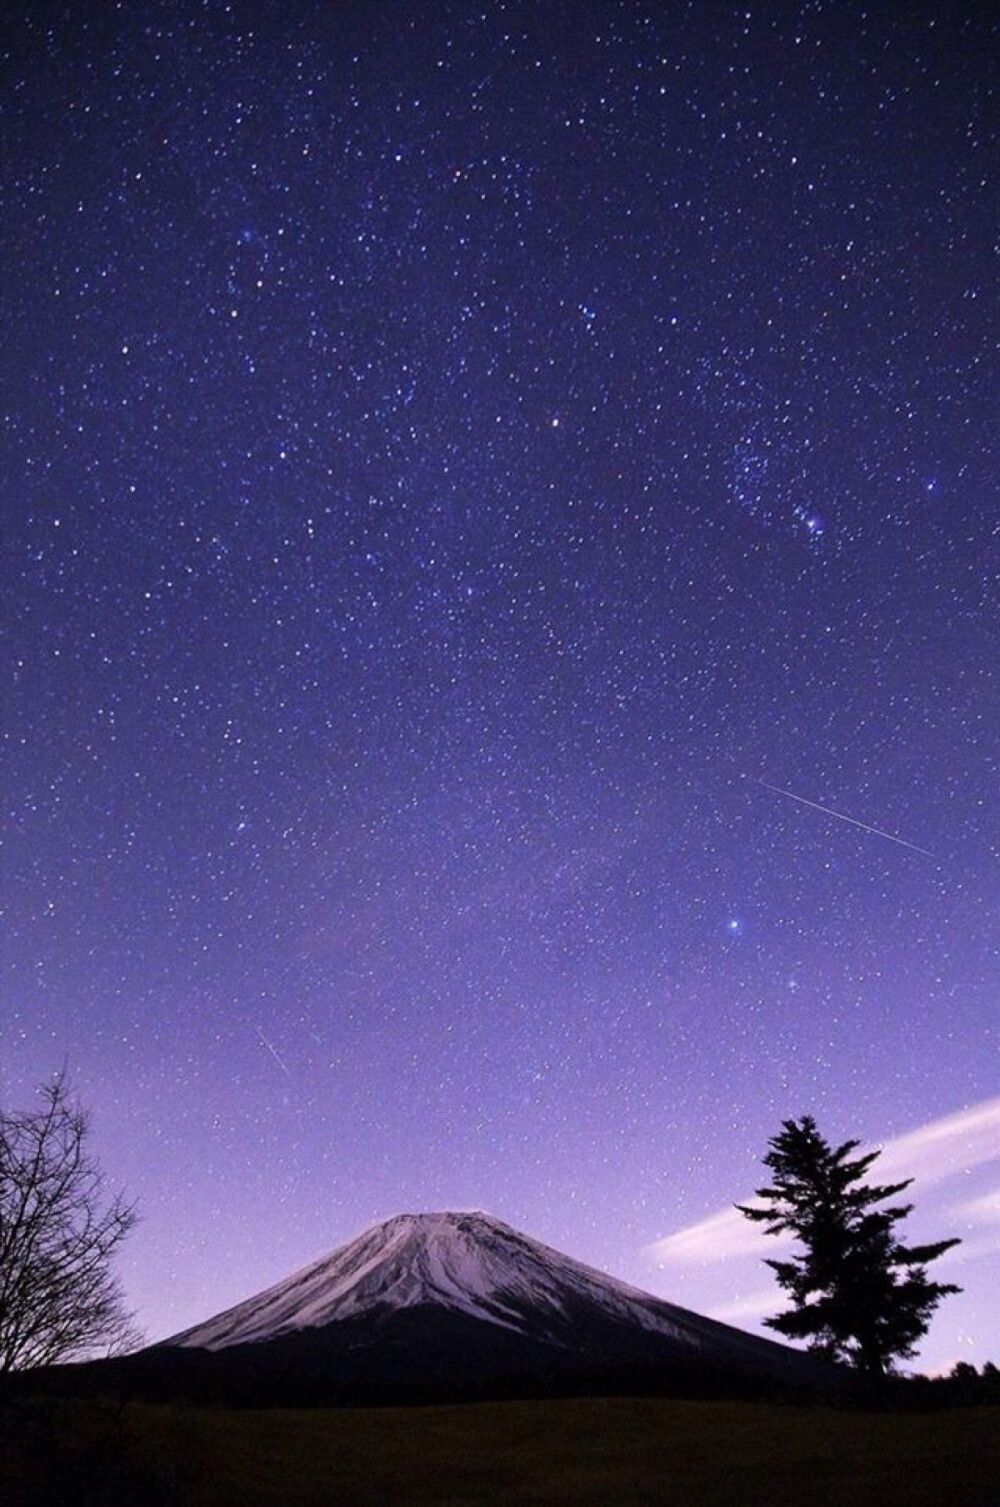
[170,1210,694,1349]
[161,1210,830,1397]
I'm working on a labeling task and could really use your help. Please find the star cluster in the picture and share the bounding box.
[3,2,996,1371]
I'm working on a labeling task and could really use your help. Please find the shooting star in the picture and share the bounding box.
[253,1023,292,1077]
[750,777,935,858]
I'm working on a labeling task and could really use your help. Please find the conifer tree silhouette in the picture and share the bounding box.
[738,1116,960,1375]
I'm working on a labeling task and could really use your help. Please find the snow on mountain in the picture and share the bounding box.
[166,1209,805,1382]
[171,1211,692,1350]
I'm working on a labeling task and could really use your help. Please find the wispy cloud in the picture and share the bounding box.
[872,1098,1000,1186]
[951,1188,1000,1227]
[647,1097,1000,1268]
[647,1204,774,1267]
[706,1287,775,1324]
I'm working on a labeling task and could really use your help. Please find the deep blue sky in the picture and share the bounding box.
[4,1,996,1373]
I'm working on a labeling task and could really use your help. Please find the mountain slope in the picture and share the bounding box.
[170,1210,696,1349]
[149,1210,833,1401]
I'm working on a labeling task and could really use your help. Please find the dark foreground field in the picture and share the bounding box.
[3,1393,997,1507]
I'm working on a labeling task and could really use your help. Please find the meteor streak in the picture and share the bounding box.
[253,1024,292,1076]
[751,777,935,857]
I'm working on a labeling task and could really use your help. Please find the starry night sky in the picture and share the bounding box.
[4,1,997,1373]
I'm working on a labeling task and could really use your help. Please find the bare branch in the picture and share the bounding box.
[0,1074,142,1371]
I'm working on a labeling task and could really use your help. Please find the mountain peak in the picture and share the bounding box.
[169,1208,628,1351]
[164,1209,830,1395]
